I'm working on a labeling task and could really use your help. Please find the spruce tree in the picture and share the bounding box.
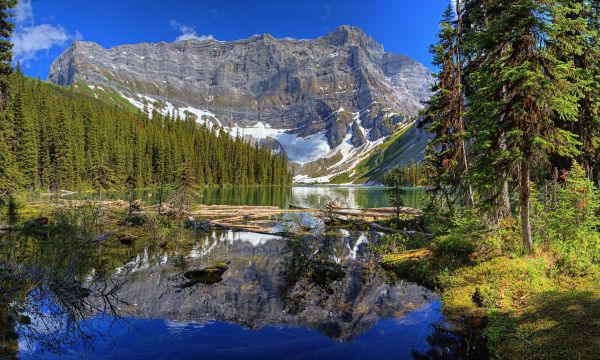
[420,4,472,212]
[464,0,581,253]
[0,0,16,196]
[383,166,406,226]
[13,72,38,188]
[51,108,75,190]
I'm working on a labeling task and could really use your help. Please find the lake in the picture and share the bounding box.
[2,227,468,359]
[0,186,478,360]
[42,185,428,209]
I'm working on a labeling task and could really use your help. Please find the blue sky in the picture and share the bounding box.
[14,0,450,79]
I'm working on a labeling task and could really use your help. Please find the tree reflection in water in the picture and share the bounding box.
[0,208,482,359]
[411,322,490,360]
[0,207,134,358]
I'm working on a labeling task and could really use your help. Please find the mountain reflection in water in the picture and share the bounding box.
[2,227,467,359]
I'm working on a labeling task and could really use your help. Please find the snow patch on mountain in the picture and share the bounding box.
[119,93,331,164]
[292,111,387,183]
[228,122,331,164]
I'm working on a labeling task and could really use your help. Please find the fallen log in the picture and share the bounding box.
[367,222,401,233]
[335,207,422,215]
[288,204,311,210]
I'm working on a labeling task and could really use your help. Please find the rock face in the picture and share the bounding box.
[112,230,437,341]
[48,25,433,180]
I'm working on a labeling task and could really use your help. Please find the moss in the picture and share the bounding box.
[384,243,600,359]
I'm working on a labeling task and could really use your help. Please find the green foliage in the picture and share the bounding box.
[432,215,481,263]
[377,233,407,253]
[0,73,292,191]
[532,162,600,274]
[0,0,15,79]
[0,0,17,197]
[383,166,408,225]
[4,194,18,223]
[420,4,472,207]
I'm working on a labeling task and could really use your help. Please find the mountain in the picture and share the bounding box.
[48,25,433,183]
[113,230,436,341]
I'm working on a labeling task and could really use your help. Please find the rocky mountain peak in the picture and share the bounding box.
[323,25,382,51]
[47,26,433,182]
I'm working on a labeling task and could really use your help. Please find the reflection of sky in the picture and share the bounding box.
[20,301,444,359]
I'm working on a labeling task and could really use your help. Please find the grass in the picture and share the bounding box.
[74,81,140,113]
[348,122,424,183]
[382,232,600,359]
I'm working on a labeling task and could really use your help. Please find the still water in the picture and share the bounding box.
[46,186,427,209]
[0,186,474,359]
[2,226,466,359]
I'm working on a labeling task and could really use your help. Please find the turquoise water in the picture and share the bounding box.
[42,186,427,209]
[290,185,427,209]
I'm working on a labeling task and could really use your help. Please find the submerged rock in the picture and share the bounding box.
[181,261,230,286]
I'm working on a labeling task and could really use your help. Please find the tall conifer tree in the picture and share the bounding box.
[464,0,581,252]
[0,0,16,195]
[420,3,472,212]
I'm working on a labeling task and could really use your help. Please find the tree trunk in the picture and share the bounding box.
[498,133,511,220]
[519,159,533,254]
[455,0,474,207]
[501,179,511,215]
[395,178,401,226]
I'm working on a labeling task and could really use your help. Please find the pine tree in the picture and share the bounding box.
[464,0,581,253]
[174,162,196,215]
[51,107,75,190]
[383,166,406,226]
[0,68,291,194]
[0,0,14,80]
[13,72,38,188]
[0,0,16,196]
[420,4,472,213]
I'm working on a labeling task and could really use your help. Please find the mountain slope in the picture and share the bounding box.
[48,25,433,183]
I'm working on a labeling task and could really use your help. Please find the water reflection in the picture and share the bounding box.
[0,227,133,358]
[291,186,426,209]
[36,185,427,209]
[3,222,470,359]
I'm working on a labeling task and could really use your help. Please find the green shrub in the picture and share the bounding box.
[434,234,477,262]
[432,208,486,262]
[374,232,430,254]
[534,162,600,275]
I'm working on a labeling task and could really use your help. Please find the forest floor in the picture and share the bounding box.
[382,232,600,359]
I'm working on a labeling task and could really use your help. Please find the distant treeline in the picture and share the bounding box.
[387,160,426,187]
[0,70,292,193]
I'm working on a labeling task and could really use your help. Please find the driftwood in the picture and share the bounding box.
[210,220,290,236]
[0,225,15,233]
[22,199,425,238]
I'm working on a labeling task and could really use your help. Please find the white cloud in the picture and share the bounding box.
[14,0,32,25]
[12,0,73,62]
[170,20,214,42]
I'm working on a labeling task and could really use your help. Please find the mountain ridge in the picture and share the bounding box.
[48,25,433,183]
